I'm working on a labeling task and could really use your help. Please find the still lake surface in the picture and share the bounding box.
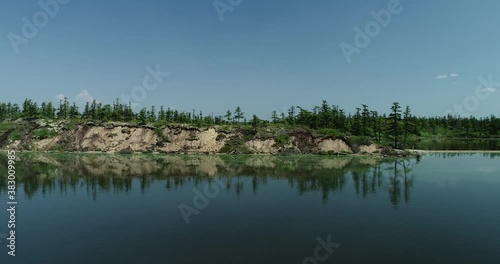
[1,153,500,264]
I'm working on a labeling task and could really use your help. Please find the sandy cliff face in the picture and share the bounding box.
[1,121,380,155]
[316,138,353,154]
[78,126,157,152]
[157,127,225,153]
[244,139,278,154]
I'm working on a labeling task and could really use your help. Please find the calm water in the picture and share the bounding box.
[1,153,500,264]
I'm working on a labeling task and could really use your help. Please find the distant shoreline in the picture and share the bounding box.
[410,150,500,154]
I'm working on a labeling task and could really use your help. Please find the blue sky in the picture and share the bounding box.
[0,0,499,118]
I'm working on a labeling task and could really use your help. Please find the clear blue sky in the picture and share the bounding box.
[1,0,499,118]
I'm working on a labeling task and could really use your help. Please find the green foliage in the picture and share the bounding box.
[317,128,344,138]
[0,122,15,133]
[234,106,244,124]
[219,138,252,154]
[388,102,402,148]
[1,98,500,142]
[275,134,291,146]
[250,114,261,131]
[48,144,66,152]
[8,130,21,141]
[32,128,57,139]
[154,127,170,145]
[348,136,372,146]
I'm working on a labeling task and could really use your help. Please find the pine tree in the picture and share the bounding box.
[271,110,278,124]
[159,106,166,121]
[402,106,413,148]
[251,114,260,131]
[234,107,244,124]
[139,108,147,125]
[224,110,232,124]
[83,102,90,119]
[149,106,157,122]
[388,102,402,148]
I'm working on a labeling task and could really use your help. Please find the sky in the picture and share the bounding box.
[0,0,499,119]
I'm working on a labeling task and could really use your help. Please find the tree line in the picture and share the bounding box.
[1,98,499,148]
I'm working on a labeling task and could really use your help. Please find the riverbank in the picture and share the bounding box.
[5,119,497,157]
[1,119,389,155]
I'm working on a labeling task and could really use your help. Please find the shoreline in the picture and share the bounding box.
[5,149,500,157]
[410,150,500,154]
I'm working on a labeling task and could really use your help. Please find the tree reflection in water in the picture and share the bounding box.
[8,153,491,207]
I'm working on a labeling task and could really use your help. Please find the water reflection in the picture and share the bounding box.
[0,153,431,207]
[414,139,500,150]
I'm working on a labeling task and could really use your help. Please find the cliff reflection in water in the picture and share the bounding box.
[0,153,436,207]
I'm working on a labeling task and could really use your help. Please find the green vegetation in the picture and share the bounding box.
[7,130,21,141]
[275,134,291,146]
[1,98,500,149]
[32,128,57,139]
[219,136,253,154]
[154,127,170,145]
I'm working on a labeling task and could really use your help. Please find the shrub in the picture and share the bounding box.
[317,128,344,137]
[154,127,170,144]
[348,136,372,146]
[8,130,21,141]
[275,134,291,146]
[32,128,57,140]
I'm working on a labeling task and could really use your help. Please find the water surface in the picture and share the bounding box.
[0,153,499,264]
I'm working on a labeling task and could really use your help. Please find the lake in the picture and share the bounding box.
[1,153,500,264]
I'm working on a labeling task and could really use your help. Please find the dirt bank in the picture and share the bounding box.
[1,120,389,155]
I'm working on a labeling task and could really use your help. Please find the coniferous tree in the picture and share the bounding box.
[158,106,166,121]
[138,108,147,125]
[234,107,244,124]
[224,110,232,124]
[388,102,402,148]
[402,106,413,148]
[361,104,370,136]
[251,114,260,132]
[69,103,80,119]
[83,102,91,119]
[271,110,278,124]
[351,108,362,136]
[149,106,157,122]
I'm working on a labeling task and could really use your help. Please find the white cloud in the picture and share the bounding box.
[481,87,496,93]
[435,75,448,79]
[54,90,98,105]
[75,90,97,104]
[75,90,94,103]
[435,73,459,80]
[55,94,66,101]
